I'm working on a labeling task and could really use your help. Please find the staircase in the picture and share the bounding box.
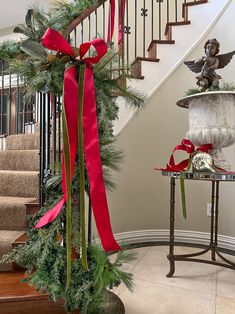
[1,0,231,311]
[0,132,39,271]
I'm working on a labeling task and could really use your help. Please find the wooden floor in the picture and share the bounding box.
[0,272,71,314]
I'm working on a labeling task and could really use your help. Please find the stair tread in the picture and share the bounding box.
[147,40,175,52]
[0,230,25,244]
[0,150,38,153]
[6,133,40,150]
[185,0,207,6]
[0,170,38,175]
[167,21,191,26]
[0,196,36,205]
[0,272,45,300]
[6,133,39,138]
[0,150,39,171]
[0,197,36,231]
[150,40,175,44]
[0,171,39,198]
[135,57,160,62]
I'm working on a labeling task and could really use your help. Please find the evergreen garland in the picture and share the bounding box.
[186,81,235,96]
[0,1,144,312]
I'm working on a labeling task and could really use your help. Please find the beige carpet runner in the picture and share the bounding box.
[0,132,39,271]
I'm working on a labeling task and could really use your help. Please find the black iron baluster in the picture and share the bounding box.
[175,0,178,22]
[57,96,62,163]
[167,0,169,23]
[46,93,51,172]
[158,0,162,40]
[118,0,121,76]
[0,61,4,135]
[126,0,130,71]
[39,92,46,207]
[8,68,12,135]
[81,21,84,43]
[151,0,154,41]
[141,0,148,57]
[102,3,105,40]
[42,93,46,190]
[16,74,19,133]
[52,96,57,172]
[95,9,98,38]
[88,15,91,41]
[36,92,39,123]
[135,0,137,58]
[74,28,77,47]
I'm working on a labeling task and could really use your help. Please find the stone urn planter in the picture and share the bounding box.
[177,91,235,171]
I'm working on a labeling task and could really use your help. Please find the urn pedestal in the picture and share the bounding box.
[177,91,235,171]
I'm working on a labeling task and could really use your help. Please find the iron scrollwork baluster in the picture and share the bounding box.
[141,8,148,17]
[124,26,131,34]
[43,168,52,184]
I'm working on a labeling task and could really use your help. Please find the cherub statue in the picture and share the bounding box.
[184,39,235,91]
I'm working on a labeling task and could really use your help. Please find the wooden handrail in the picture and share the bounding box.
[65,0,107,37]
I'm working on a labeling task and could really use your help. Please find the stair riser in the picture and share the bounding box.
[0,206,26,231]
[0,151,39,171]
[6,134,40,150]
[0,173,39,198]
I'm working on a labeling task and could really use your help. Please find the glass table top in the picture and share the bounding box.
[162,171,235,182]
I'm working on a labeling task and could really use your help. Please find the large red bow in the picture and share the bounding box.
[157,139,213,172]
[35,28,120,252]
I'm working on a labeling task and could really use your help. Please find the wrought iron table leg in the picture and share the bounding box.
[213,181,220,259]
[210,181,216,261]
[166,177,176,278]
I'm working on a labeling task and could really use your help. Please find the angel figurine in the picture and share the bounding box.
[184,39,235,91]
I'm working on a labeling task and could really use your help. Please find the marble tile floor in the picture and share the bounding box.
[111,246,235,314]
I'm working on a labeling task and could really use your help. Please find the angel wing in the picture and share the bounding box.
[184,60,203,73]
[217,50,235,69]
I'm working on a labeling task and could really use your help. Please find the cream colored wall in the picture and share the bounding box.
[107,0,235,237]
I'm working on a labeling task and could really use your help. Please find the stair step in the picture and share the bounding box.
[0,197,36,231]
[135,57,160,62]
[183,0,208,19]
[0,230,25,271]
[130,57,160,79]
[0,272,66,313]
[0,171,39,198]
[0,150,39,171]
[6,133,40,150]
[147,40,175,59]
[165,21,191,40]
[147,40,175,51]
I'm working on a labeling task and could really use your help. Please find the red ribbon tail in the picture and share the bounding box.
[35,197,65,228]
[107,0,115,43]
[83,66,120,251]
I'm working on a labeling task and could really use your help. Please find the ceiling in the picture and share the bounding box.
[0,0,52,30]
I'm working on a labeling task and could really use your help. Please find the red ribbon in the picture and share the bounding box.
[35,28,120,252]
[107,0,126,45]
[156,139,213,172]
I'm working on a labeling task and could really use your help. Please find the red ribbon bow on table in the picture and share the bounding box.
[35,28,120,282]
[155,139,213,220]
[157,139,213,172]
[107,0,126,45]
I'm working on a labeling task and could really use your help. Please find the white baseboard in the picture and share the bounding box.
[113,229,235,251]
